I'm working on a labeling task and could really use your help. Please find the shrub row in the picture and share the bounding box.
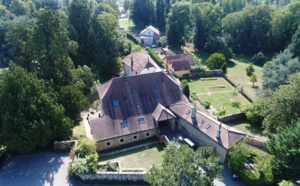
[146,48,164,67]
[126,33,139,45]
[191,92,210,109]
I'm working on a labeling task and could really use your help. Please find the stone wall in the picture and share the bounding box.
[244,136,266,148]
[160,135,171,146]
[97,129,157,151]
[219,112,246,123]
[53,140,77,151]
[178,119,228,163]
[76,172,145,183]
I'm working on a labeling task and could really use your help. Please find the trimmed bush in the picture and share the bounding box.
[146,48,164,67]
[126,33,139,45]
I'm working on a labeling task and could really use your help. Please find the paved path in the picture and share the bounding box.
[81,112,93,139]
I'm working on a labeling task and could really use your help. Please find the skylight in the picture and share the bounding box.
[136,104,140,109]
[121,121,127,128]
[205,124,211,130]
[132,87,137,93]
[186,110,191,115]
[154,83,159,90]
[157,93,161,98]
[199,119,204,124]
[138,117,145,124]
[113,100,119,107]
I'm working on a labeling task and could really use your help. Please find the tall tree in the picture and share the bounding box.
[0,64,72,153]
[69,0,95,67]
[29,7,75,86]
[206,53,226,69]
[261,73,300,130]
[166,1,191,47]
[144,144,223,186]
[266,120,300,181]
[130,0,155,28]
[288,25,300,58]
[260,49,300,96]
[222,5,273,53]
[271,2,300,51]
[156,0,166,31]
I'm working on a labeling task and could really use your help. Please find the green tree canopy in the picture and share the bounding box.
[166,1,191,47]
[29,7,75,86]
[266,120,300,182]
[260,49,300,96]
[288,25,300,58]
[261,73,300,131]
[206,53,226,69]
[144,144,223,186]
[222,5,273,53]
[130,0,155,28]
[0,64,72,153]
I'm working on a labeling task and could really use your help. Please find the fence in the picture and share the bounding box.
[219,112,246,123]
[197,70,223,77]
[244,136,266,148]
[76,172,146,183]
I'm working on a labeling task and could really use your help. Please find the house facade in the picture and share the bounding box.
[165,54,194,78]
[89,70,245,162]
[89,71,184,151]
[140,25,160,46]
[122,52,161,76]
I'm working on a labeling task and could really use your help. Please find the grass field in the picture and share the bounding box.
[119,19,136,31]
[100,143,166,170]
[228,119,268,141]
[227,55,264,100]
[72,120,86,140]
[188,77,250,114]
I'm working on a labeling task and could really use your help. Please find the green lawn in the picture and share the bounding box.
[228,119,268,141]
[188,77,250,114]
[100,143,166,170]
[118,19,136,31]
[227,54,264,100]
[72,120,86,140]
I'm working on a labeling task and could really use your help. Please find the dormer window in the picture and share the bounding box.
[136,104,140,109]
[132,87,137,93]
[205,124,211,130]
[121,121,127,128]
[198,119,204,124]
[186,110,191,115]
[113,100,119,107]
[138,117,145,124]
[157,93,161,98]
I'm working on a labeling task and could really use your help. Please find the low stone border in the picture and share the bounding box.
[53,140,77,151]
[99,141,159,156]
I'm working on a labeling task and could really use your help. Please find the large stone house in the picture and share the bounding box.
[89,71,245,162]
[140,25,160,47]
[122,52,161,76]
[165,54,194,78]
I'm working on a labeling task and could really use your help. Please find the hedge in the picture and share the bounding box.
[146,48,164,67]
[126,33,139,45]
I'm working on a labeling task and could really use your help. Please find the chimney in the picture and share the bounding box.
[191,106,196,119]
[216,122,222,138]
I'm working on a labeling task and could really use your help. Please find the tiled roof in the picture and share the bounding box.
[140,25,160,36]
[165,54,194,65]
[122,52,159,74]
[153,103,176,122]
[169,102,245,149]
[91,72,185,141]
[171,60,191,71]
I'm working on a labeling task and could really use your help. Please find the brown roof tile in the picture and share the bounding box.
[165,54,194,65]
[123,52,159,74]
[153,103,176,122]
[91,72,185,141]
[171,60,192,71]
[169,102,245,149]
